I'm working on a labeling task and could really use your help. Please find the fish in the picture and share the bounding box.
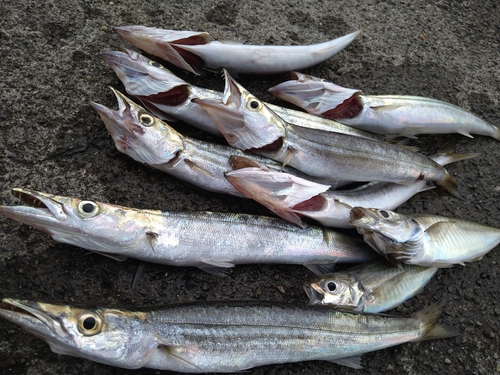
[0,298,458,372]
[269,71,500,140]
[350,207,500,268]
[194,70,460,197]
[304,259,438,313]
[0,188,377,274]
[225,143,477,228]
[91,87,347,193]
[100,49,384,140]
[114,26,361,75]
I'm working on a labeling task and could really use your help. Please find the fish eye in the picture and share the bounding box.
[247,99,262,111]
[78,312,103,336]
[77,201,100,218]
[379,210,389,218]
[148,60,163,69]
[326,281,338,293]
[139,113,154,127]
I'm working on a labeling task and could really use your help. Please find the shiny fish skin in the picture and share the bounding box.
[114,26,361,75]
[91,88,346,193]
[350,207,500,268]
[0,188,377,271]
[100,49,383,140]
[225,144,477,228]
[195,70,460,197]
[269,72,500,140]
[0,298,458,372]
[305,260,438,313]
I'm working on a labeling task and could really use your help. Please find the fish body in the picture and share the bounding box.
[0,298,458,372]
[350,207,500,267]
[91,88,346,193]
[269,72,500,140]
[100,49,383,140]
[196,70,459,197]
[225,144,476,228]
[0,188,376,271]
[114,26,361,75]
[305,260,438,313]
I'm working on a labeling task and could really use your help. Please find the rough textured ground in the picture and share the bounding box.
[0,0,499,374]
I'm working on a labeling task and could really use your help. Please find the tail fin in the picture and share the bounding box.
[429,140,479,166]
[412,299,460,342]
[439,171,461,199]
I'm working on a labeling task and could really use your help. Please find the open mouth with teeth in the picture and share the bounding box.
[0,188,69,233]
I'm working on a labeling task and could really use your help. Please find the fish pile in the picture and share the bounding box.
[1,24,499,373]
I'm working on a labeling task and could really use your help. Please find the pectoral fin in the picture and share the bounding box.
[184,159,215,178]
[157,345,204,372]
[327,356,363,369]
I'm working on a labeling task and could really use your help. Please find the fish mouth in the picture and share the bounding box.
[0,298,68,346]
[349,207,373,228]
[0,188,68,230]
[303,283,325,305]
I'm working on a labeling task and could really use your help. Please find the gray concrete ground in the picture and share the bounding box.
[0,0,499,374]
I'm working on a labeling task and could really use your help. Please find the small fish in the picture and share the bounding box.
[195,70,460,197]
[269,72,500,140]
[91,88,346,194]
[100,49,383,140]
[0,188,377,273]
[304,260,438,313]
[0,298,458,372]
[225,143,477,228]
[114,26,361,75]
[350,207,500,268]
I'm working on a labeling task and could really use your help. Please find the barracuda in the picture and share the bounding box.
[304,260,438,313]
[0,188,377,273]
[0,298,458,372]
[350,207,500,267]
[100,49,383,140]
[195,70,460,197]
[91,88,347,192]
[269,72,500,140]
[225,143,477,228]
[114,26,361,75]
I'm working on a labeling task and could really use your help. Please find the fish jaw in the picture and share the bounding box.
[114,26,211,74]
[0,188,150,258]
[100,49,189,98]
[91,88,184,165]
[195,70,286,150]
[0,298,157,369]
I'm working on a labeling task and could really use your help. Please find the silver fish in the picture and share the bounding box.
[350,207,500,268]
[195,70,460,197]
[91,88,345,193]
[304,260,438,313]
[114,26,361,75]
[269,72,500,140]
[225,143,477,228]
[100,49,383,140]
[0,188,377,273]
[0,298,458,372]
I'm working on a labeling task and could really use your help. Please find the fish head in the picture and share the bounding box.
[268,71,362,119]
[194,69,286,150]
[350,207,424,265]
[304,273,363,310]
[114,26,211,74]
[91,88,184,165]
[0,298,155,369]
[0,188,153,257]
[100,49,193,109]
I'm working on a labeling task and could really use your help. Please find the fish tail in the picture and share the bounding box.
[412,299,460,342]
[429,140,479,166]
[439,171,461,199]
